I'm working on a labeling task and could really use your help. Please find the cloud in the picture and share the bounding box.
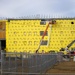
[0,0,75,18]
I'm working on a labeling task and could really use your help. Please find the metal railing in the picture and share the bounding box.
[1,51,58,75]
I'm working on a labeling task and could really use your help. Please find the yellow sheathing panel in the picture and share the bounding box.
[6,19,75,53]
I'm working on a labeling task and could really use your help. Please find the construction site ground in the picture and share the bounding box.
[46,58,75,74]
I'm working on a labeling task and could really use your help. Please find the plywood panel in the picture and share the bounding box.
[0,22,2,29]
[0,21,6,30]
[0,31,6,38]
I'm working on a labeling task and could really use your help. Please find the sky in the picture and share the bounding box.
[0,0,75,18]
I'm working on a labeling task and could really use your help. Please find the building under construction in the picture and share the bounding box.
[0,18,75,75]
[0,18,75,53]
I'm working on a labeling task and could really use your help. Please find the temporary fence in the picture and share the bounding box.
[1,51,58,75]
[1,51,75,75]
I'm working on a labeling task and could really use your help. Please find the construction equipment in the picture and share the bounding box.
[67,40,75,56]
[60,40,75,56]
[36,20,56,53]
[67,40,75,48]
[60,40,75,51]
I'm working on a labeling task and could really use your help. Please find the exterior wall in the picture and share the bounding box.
[5,19,75,53]
[0,20,6,39]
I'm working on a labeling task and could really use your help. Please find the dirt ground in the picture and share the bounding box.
[46,59,75,74]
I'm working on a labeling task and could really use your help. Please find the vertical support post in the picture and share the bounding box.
[40,54,42,75]
[0,41,1,64]
[15,52,17,75]
[1,50,3,75]
[0,41,1,66]
[36,54,37,73]
[0,41,1,50]
[9,53,11,71]
[22,52,24,75]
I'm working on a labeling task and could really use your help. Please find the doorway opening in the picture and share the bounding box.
[0,40,6,50]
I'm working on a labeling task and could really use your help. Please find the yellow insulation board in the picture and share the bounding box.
[6,19,75,53]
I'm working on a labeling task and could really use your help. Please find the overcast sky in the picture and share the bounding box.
[0,0,75,18]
